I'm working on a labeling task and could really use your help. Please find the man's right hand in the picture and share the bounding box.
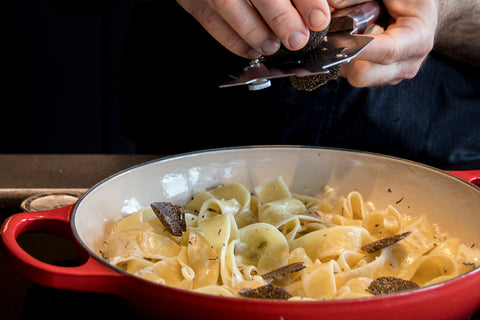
[176,0,331,59]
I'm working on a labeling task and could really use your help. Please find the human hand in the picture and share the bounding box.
[332,0,438,87]
[176,0,331,59]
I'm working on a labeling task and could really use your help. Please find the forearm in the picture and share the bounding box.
[434,0,480,65]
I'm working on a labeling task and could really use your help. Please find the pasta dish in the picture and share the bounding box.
[102,177,480,300]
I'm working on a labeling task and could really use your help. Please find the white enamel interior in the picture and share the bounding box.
[72,147,480,258]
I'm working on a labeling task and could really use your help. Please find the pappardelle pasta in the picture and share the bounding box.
[102,177,480,300]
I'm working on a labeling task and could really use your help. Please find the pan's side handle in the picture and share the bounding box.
[445,170,480,187]
[1,205,124,295]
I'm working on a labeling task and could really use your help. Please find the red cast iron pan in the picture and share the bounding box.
[2,147,480,320]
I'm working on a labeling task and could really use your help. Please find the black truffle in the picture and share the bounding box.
[367,276,420,295]
[290,64,342,91]
[261,262,306,280]
[288,28,343,91]
[150,202,186,236]
[361,231,412,253]
[238,284,292,300]
[301,29,329,53]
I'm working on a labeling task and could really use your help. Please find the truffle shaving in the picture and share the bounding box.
[238,284,292,300]
[361,231,412,253]
[150,202,186,236]
[261,262,306,280]
[301,29,329,53]
[366,276,420,295]
[290,64,342,91]
[287,28,342,91]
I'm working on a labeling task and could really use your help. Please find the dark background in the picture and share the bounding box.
[1,2,145,317]
[1,0,272,155]
[3,0,136,153]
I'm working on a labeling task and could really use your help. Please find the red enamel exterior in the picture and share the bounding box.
[2,160,480,320]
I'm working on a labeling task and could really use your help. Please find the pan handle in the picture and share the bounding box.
[446,170,480,187]
[1,205,125,295]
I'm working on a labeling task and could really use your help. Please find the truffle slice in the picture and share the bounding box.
[261,262,306,280]
[270,28,341,91]
[150,202,186,236]
[361,231,412,253]
[367,276,420,295]
[301,29,329,53]
[290,64,342,91]
[288,28,342,91]
[238,284,292,300]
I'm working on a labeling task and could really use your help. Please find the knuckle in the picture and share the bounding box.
[269,8,291,26]
[267,7,296,32]
[404,66,419,80]
[188,1,212,22]
[225,35,249,53]
[382,43,400,65]
[420,37,434,58]
[412,29,434,60]
[403,59,423,80]
[211,0,234,10]
[388,78,403,86]
[344,62,370,88]
[197,8,218,30]
[346,72,364,87]
[240,23,262,41]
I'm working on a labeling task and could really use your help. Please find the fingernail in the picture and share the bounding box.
[247,48,262,59]
[261,39,281,55]
[309,9,327,30]
[288,31,308,50]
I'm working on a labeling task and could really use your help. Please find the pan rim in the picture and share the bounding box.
[69,145,480,303]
